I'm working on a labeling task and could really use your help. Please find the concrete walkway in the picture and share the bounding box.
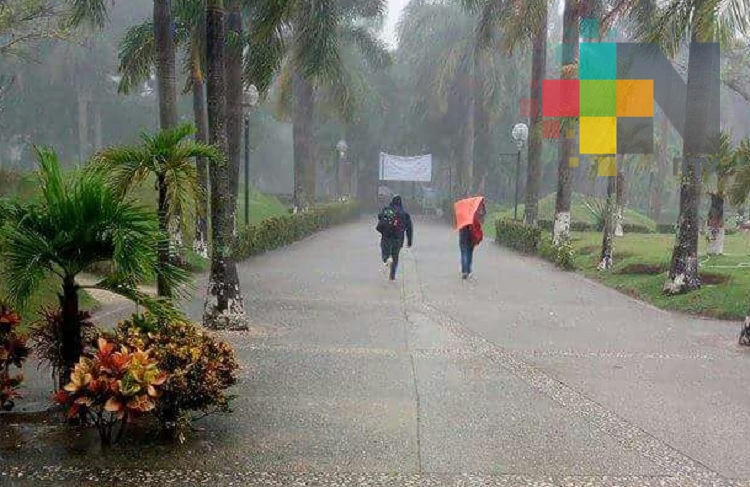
[2,218,750,487]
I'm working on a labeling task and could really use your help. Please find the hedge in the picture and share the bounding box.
[495,219,541,254]
[536,219,653,234]
[233,200,359,260]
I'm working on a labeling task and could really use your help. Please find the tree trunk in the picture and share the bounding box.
[154,0,179,129]
[462,61,475,197]
[154,0,179,297]
[292,67,314,210]
[93,105,102,151]
[598,164,617,270]
[58,276,81,391]
[615,166,625,236]
[192,53,210,259]
[156,172,171,297]
[473,51,490,196]
[77,85,90,162]
[523,3,548,227]
[553,0,578,243]
[707,192,724,255]
[665,36,707,294]
[203,0,247,330]
[651,113,669,223]
[225,0,243,230]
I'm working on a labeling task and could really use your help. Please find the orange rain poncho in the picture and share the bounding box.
[454,196,485,230]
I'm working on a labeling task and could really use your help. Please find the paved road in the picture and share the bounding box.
[3,218,750,486]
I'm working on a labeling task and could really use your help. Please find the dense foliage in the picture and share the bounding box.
[0,303,29,411]
[112,314,239,438]
[495,219,541,254]
[234,199,359,259]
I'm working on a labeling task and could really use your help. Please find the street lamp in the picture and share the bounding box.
[242,84,259,226]
[336,139,348,199]
[511,122,528,221]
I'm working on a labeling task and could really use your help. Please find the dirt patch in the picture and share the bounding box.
[617,263,667,275]
[700,272,731,285]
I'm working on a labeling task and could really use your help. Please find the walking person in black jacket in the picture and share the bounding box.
[376,195,413,281]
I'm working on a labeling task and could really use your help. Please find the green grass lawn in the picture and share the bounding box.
[570,230,750,320]
[492,192,657,230]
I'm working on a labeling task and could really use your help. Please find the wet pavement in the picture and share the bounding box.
[2,218,749,486]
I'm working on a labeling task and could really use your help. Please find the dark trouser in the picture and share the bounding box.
[380,236,403,280]
[459,228,474,275]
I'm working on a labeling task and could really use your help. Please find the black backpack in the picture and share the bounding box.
[378,207,403,236]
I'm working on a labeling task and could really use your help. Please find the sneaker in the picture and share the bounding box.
[386,256,393,266]
[461,273,468,280]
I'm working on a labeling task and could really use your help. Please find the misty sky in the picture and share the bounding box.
[382,0,411,49]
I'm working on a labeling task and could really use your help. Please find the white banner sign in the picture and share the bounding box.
[379,152,432,182]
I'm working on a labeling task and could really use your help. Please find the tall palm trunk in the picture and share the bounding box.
[76,83,90,161]
[615,166,626,236]
[553,0,578,243]
[154,0,179,297]
[598,158,618,270]
[292,67,314,210]
[225,0,243,231]
[462,52,476,197]
[707,192,724,255]
[58,276,80,391]
[523,3,548,226]
[192,53,210,258]
[666,34,708,294]
[203,0,247,330]
[651,113,669,223]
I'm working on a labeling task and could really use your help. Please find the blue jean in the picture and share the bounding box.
[380,236,402,279]
[459,227,474,274]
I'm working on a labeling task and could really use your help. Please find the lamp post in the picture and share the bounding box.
[511,122,528,221]
[336,139,348,199]
[241,84,259,226]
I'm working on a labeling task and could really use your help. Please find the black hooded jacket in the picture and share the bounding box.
[377,196,413,246]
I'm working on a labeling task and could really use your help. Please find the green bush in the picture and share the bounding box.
[234,200,359,260]
[656,223,676,234]
[495,219,541,254]
[621,223,654,234]
[539,235,576,270]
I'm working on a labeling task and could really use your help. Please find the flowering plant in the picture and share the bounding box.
[0,304,29,411]
[54,337,166,445]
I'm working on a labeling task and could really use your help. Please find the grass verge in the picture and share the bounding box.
[571,231,750,320]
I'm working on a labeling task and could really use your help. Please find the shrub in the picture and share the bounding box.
[0,304,29,411]
[112,314,239,440]
[539,235,576,270]
[28,308,99,386]
[234,200,358,259]
[656,223,677,234]
[495,219,541,254]
[621,223,654,234]
[54,337,166,446]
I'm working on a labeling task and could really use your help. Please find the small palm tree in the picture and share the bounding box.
[0,147,187,390]
[90,123,218,298]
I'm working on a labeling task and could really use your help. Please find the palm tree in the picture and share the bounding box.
[469,0,548,225]
[705,131,740,255]
[117,0,211,258]
[225,0,243,224]
[67,0,181,296]
[629,0,750,294]
[247,0,388,210]
[90,123,218,296]
[203,0,246,329]
[0,147,186,389]
[598,155,619,270]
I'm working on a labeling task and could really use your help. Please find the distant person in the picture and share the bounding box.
[376,195,413,281]
[454,197,486,280]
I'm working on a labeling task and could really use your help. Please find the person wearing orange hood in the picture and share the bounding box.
[454,197,486,280]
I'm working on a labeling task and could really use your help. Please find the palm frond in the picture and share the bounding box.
[340,25,392,70]
[117,21,156,95]
[65,0,109,28]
